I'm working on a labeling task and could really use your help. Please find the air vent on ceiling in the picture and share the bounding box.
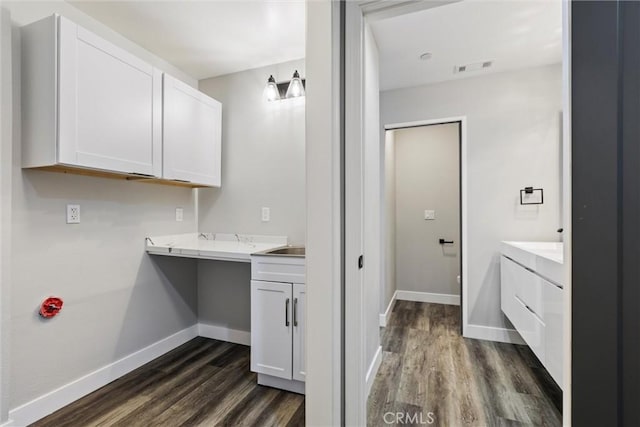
[454,60,493,74]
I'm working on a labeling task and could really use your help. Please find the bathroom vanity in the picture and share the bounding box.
[500,241,563,388]
[250,247,306,394]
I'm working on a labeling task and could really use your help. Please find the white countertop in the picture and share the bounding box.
[145,233,288,262]
[501,241,564,286]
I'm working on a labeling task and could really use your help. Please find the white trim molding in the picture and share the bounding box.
[379,290,397,327]
[396,290,460,306]
[7,325,199,427]
[197,323,251,346]
[365,345,382,397]
[464,324,525,345]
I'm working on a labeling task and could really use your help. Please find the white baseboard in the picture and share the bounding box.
[379,290,398,327]
[365,345,383,397]
[463,324,525,345]
[396,290,460,306]
[7,325,199,427]
[198,323,251,346]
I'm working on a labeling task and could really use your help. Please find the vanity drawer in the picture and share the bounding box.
[501,256,543,317]
[543,280,563,388]
[513,295,545,364]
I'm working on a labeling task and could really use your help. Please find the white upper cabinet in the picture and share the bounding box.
[163,74,222,187]
[22,15,162,176]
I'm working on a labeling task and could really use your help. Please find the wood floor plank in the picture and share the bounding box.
[368,301,562,427]
[31,338,305,427]
[367,352,403,425]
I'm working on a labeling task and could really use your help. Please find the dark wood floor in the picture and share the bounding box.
[31,337,304,427]
[368,301,562,426]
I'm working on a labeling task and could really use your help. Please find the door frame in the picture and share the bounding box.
[384,117,467,334]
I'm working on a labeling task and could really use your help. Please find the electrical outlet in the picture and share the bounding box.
[175,207,184,222]
[261,207,270,222]
[66,204,80,224]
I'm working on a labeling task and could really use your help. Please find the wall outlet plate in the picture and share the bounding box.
[261,207,270,222]
[175,207,184,222]
[424,210,436,220]
[67,204,80,224]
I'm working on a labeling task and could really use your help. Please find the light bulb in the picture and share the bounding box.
[285,70,305,99]
[264,75,280,102]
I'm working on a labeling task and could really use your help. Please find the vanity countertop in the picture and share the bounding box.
[501,241,563,286]
[146,233,288,262]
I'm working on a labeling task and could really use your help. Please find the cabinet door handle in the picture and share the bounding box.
[293,298,298,327]
[285,298,290,327]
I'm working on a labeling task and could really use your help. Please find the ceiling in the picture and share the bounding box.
[67,0,306,80]
[370,0,562,91]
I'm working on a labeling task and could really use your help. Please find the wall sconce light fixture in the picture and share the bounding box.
[264,70,306,102]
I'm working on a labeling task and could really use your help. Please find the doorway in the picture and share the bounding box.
[384,120,463,327]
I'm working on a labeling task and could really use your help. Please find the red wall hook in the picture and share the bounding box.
[39,297,63,318]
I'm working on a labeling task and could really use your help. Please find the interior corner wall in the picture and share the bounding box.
[2,2,200,413]
[196,59,305,333]
[381,64,562,330]
[363,22,381,370]
[382,130,396,314]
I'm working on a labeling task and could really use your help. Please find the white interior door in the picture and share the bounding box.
[163,74,222,186]
[57,16,161,176]
[250,280,293,380]
[345,2,366,425]
[293,284,306,382]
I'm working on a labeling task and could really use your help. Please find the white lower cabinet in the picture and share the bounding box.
[501,256,563,389]
[250,280,305,394]
[292,284,306,382]
[250,280,293,380]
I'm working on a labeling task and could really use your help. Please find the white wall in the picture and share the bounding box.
[394,123,460,296]
[305,0,342,424]
[0,8,13,424]
[196,59,305,333]
[382,131,396,313]
[363,23,381,378]
[1,2,200,413]
[381,64,562,330]
[197,59,305,244]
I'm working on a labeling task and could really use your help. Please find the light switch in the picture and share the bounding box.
[424,210,436,220]
[262,207,270,222]
[175,207,184,222]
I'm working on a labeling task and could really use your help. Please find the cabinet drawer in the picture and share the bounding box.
[251,256,305,284]
[501,256,543,317]
[500,256,518,322]
[543,280,563,388]
[513,295,545,364]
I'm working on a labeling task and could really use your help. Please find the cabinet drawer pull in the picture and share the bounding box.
[293,298,298,327]
[285,298,290,327]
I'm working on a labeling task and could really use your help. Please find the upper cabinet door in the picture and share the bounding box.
[163,74,222,187]
[57,17,161,176]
